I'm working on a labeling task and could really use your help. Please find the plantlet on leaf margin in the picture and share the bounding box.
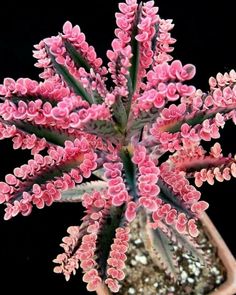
[0,0,236,293]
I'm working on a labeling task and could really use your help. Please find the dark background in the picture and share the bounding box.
[0,0,235,294]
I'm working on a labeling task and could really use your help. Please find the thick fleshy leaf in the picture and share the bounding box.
[128,5,141,96]
[2,119,73,146]
[128,107,159,137]
[164,105,236,133]
[120,147,138,200]
[143,222,178,280]
[64,40,91,73]
[168,144,235,186]
[31,158,82,187]
[151,23,159,55]
[64,41,104,104]
[57,181,107,203]
[115,3,141,118]
[97,205,126,278]
[157,178,195,219]
[167,223,206,265]
[111,96,128,131]
[178,156,231,175]
[5,147,84,213]
[47,49,93,104]
[82,120,122,142]
[0,95,58,107]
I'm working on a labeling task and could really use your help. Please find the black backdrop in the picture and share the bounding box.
[0,1,235,294]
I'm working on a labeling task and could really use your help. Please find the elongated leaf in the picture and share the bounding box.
[143,223,178,280]
[167,223,206,265]
[151,23,159,53]
[1,119,73,146]
[122,4,141,117]
[128,107,159,137]
[178,156,230,175]
[98,205,126,279]
[57,180,107,203]
[91,91,104,104]
[64,40,91,73]
[128,5,141,96]
[1,95,58,107]
[111,96,128,131]
[64,41,104,105]
[47,49,93,104]
[11,155,83,203]
[164,104,236,133]
[120,147,138,200]
[157,178,195,219]
[82,119,122,141]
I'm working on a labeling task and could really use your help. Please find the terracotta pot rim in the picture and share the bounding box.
[200,213,236,295]
[96,282,111,295]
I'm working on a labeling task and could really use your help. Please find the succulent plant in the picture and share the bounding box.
[0,0,235,293]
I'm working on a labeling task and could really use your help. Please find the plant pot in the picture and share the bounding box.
[96,213,236,295]
[200,213,236,295]
[96,283,111,295]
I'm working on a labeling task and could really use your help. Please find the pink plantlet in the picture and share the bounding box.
[0,0,235,293]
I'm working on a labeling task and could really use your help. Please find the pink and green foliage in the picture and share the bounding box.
[0,0,235,292]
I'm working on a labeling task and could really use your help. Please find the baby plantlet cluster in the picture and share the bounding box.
[0,0,235,293]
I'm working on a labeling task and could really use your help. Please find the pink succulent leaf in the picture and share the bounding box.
[120,147,139,201]
[108,1,138,93]
[2,0,236,293]
[53,190,115,288]
[105,278,120,293]
[156,176,194,220]
[128,106,160,136]
[1,118,74,148]
[154,164,208,236]
[56,180,107,203]
[84,207,128,292]
[127,3,141,95]
[46,48,94,104]
[0,139,98,219]
[168,143,236,187]
[150,82,236,152]
[143,220,179,281]
[0,92,91,149]
[125,201,137,222]
[34,21,107,103]
[0,78,70,104]
[61,22,106,75]
[82,119,122,143]
[63,40,93,74]
[156,221,206,266]
[105,227,129,291]
[53,225,81,279]
[110,95,128,131]
[54,187,129,293]
[187,219,199,238]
